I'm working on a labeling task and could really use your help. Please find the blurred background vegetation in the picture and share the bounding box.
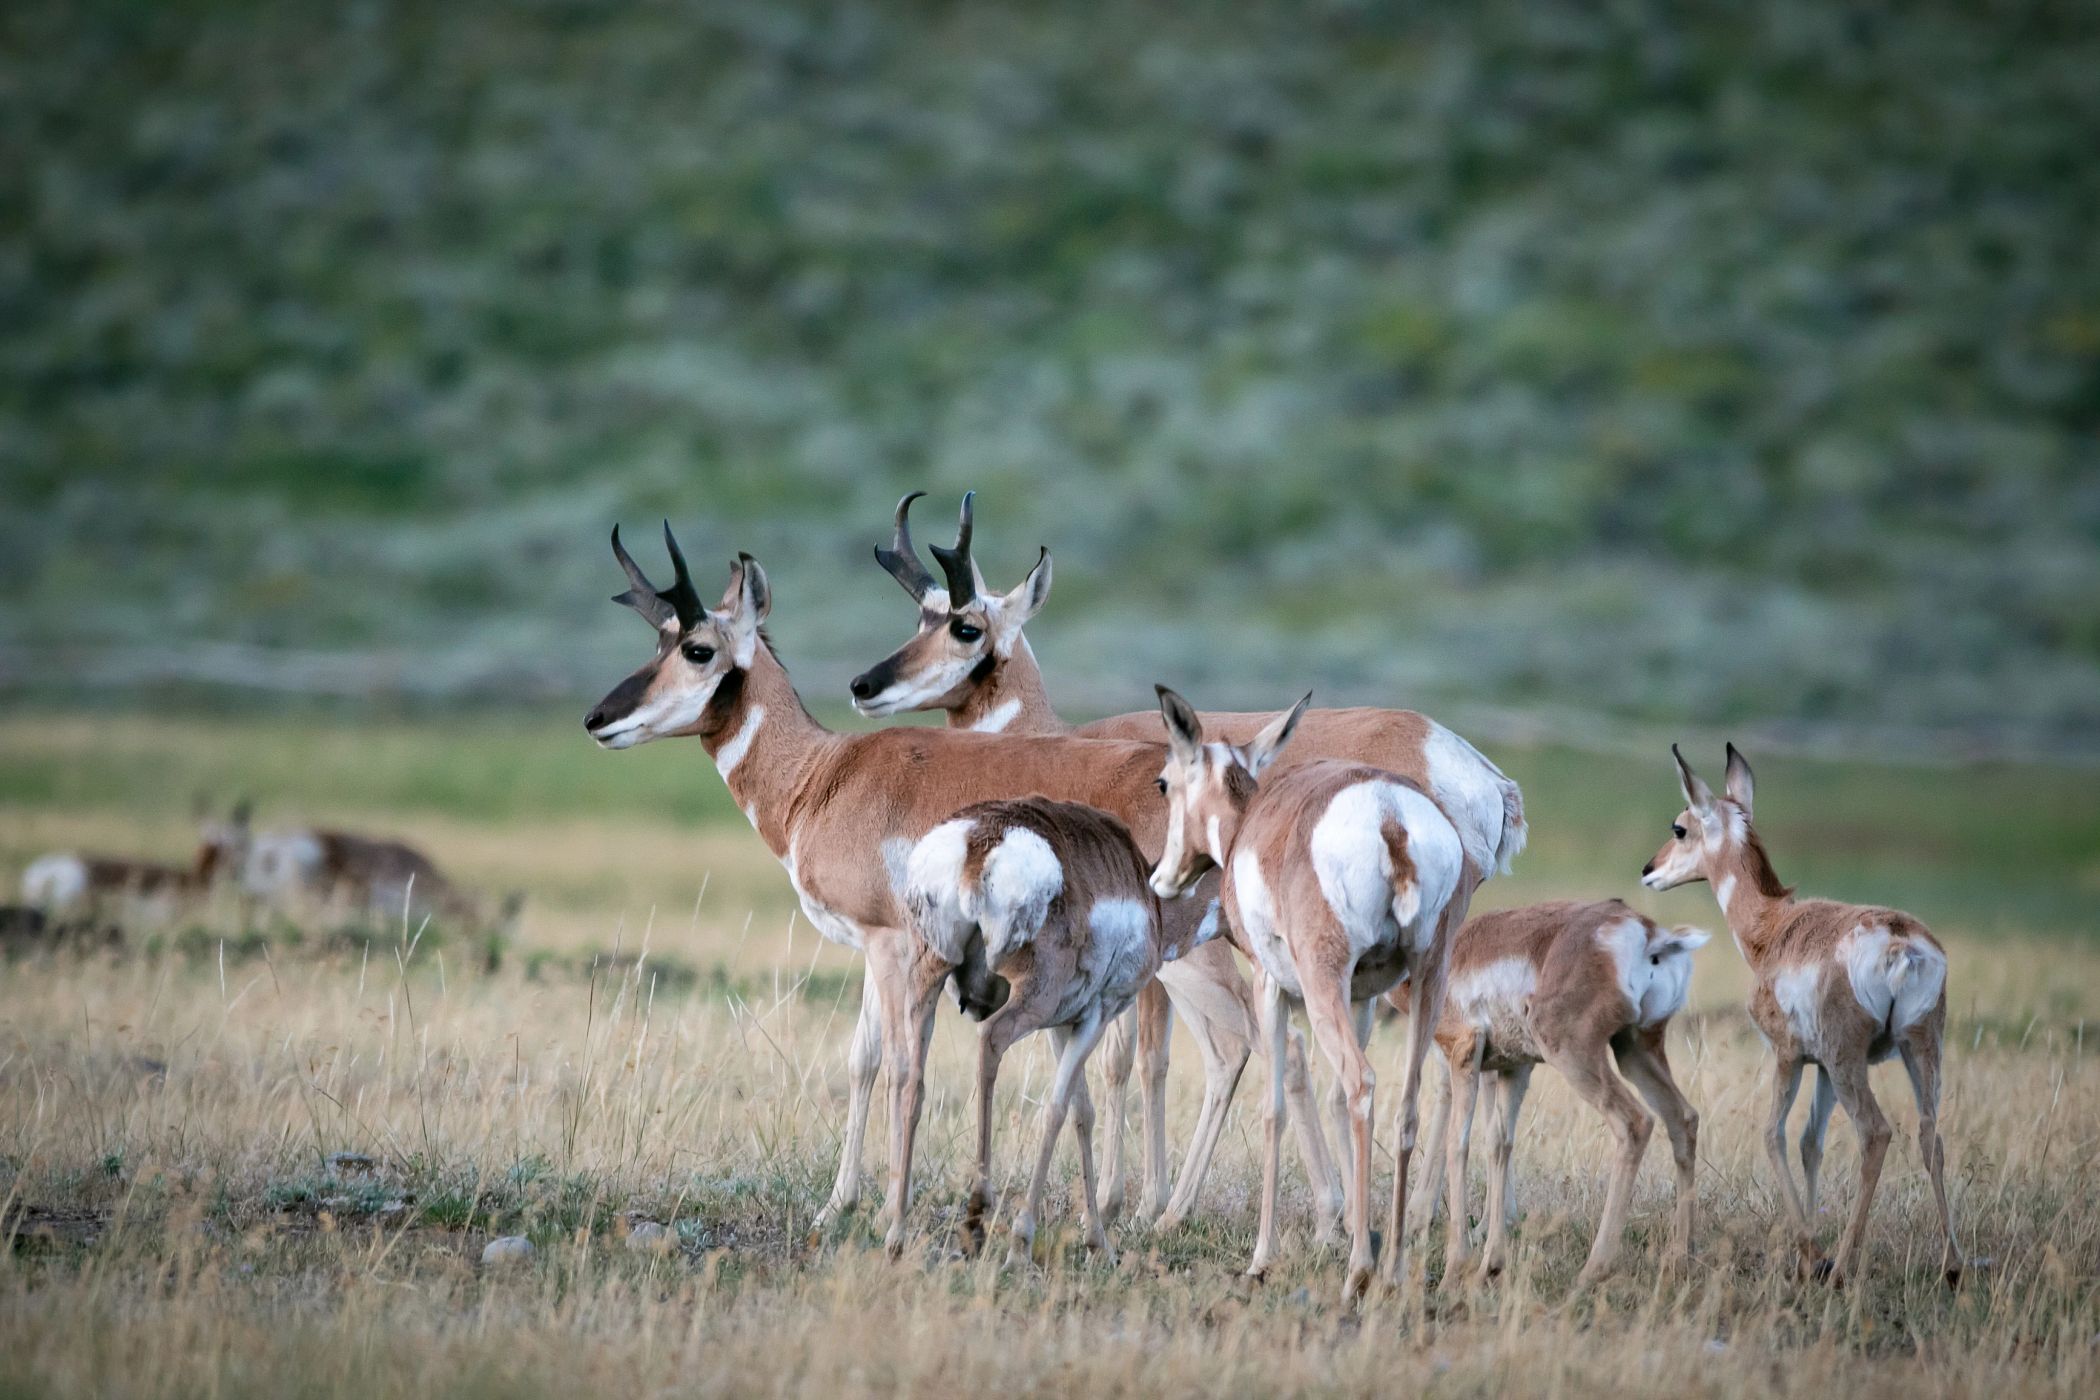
[4,0,2097,752]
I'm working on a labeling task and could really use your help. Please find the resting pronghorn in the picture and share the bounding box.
[895,798,1212,1264]
[1148,687,1465,1299]
[22,803,250,915]
[583,523,1240,1235]
[850,492,1527,1230]
[1642,745,1962,1286]
[1399,901,1708,1288]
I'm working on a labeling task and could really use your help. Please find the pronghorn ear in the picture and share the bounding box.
[1155,685,1203,763]
[1672,744,1715,816]
[999,548,1052,631]
[1243,691,1312,778]
[1724,742,1755,817]
[719,553,770,664]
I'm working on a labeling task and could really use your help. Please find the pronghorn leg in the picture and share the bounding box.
[881,942,954,1258]
[1283,1025,1345,1243]
[1406,1050,1452,1242]
[1764,1056,1820,1273]
[1477,1065,1532,1280]
[1245,974,1291,1281]
[1439,1038,1483,1280]
[1150,999,1248,1232]
[816,948,888,1230]
[1136,977,1173,1221]
[1823,1056,1893,1287]
[1613,1025,1700,1273]
[1799,1065,1836,1219]
[966,973,1053,1259]
[1066,1019,1118,1259]
[1548,1038,1653,1289]
[1301,968,1377,1299]
[1899,1026,1962,1285]
[1096,1003,1139,1222]
[1381,952,1447,1291]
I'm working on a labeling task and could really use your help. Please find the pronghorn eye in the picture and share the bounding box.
[1155,778,1168,794]
[680,641,716,665]
[949,620,983,643]
[1671,824,1687,840]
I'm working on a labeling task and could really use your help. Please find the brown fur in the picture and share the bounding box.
[1400,900,1703,1287]
[1643,748,1961,1286]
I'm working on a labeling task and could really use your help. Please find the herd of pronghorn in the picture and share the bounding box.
[16,491,1962,1301]
[577,492,1963,1299]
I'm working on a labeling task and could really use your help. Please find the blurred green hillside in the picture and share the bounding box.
[4,0,2097,747]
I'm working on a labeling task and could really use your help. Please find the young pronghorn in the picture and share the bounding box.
[1398,901,1709,1288]
[583,523,1257,1238]
[893,798,1213,1264]
[1642,744,1962,1286]
[21,803,250,915]
[851,491,1527,1231]
[241,824,519,932]
[1148,686,1466,1299]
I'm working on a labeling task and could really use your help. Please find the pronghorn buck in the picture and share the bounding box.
[893,797,1212,1264]
[1148,687,1466,1300]
[851,491,1527,1231]
[21,802,250,916]
[583,523,1226,1235]
[1401,901,1709,1288]
[1642,745,1962,1286]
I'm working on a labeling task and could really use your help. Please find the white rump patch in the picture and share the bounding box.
[712,704,766,779]
[1598,916,1710,1027]
[1422,723,1523,876]
[22,854,88,908]
[902,819,976,965]
[976,826,1064,963]
[1842,925,1945,1039]
[1308,779,1464,959]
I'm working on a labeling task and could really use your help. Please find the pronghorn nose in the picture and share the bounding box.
[848,672,877,701]
[583,706,611,733]
[1641,860,1655,877]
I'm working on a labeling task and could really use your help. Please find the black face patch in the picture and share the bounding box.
[967,653,998,685]
[697,665,746,739]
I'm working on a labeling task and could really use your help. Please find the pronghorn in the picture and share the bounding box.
[1642,744,1961,1286]
[1399,900,1708,1288]
[21,802,250,915]
[583,523,1243,1236]
[1148,687,1466,1299]
[241,824,519,932]
[850,492,1527,1230]
[892,797,1215,1264]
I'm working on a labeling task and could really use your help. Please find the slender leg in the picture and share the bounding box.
[1899,1024,1962,1285]
[1096,1004,1138,1222]
[1380,953,1447,1290]
[1477,1064,1532,1280]
[965,977,1046,1258]
[1245,974,1292,1280]
[1283,1021,1346,1243]
[1822,1056,1893,1287]
[1136,977,1174,1220]
[1763,1056,1819,1273]
[1439,1038,1483,1278]
[1548,1038,1653,1289]
[816,942,888,1230]
[1301,966,1377,1299]
[882,943,954,1258]
[1799,1066,1836,1219]
[1068,1022,1118,1259]
[1407,1048,1451,1238]
[1613,1026,1700,1273]
[1011,1010,1115,1267]
[1150,1012,1248,1232]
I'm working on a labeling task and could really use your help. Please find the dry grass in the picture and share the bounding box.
[2,907,2096,1400]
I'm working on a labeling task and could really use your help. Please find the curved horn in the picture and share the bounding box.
[872,490,939,600]
[659,520,704,628]
[927,490,978,606]
[609,525,677,628]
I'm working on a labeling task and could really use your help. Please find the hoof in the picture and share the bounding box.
[1811,1257,1840,1287]
[1942,1265,1963,1290]
[1343,1264,1374,1302]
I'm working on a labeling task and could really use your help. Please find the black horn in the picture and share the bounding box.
[927,490,978,606]
[872,490,939,600]
[608,522,703,629]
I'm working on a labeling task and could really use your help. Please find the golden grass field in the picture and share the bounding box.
[2,713,2097,1399]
